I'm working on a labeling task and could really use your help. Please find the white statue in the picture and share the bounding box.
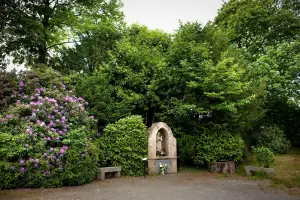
[156,132,163,156]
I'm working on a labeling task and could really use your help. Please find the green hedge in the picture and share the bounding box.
[178,130,244,166]
[100,115,147,176]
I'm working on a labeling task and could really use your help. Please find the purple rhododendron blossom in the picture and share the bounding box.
[40,122,45,127]
[50,148,54,152]
[89,116,94,119]
[47,98,57,103]
[20,160,25,165]
[34,163,38,167]
[19,82,24,87]
[20,167,25,173]
[43,153,48,157]
[59,149,65,154]
[25,144,29,148]
[34,159,39,163]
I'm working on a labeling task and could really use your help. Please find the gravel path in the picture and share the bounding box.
[0,172,299,200]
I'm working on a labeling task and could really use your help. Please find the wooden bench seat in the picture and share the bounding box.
[97,166,121,181]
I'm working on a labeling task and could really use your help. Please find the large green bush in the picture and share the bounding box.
[252,146,274,168]
[100,115,147,176]
[193,131,244,166]
[177,134,198,166]
[255,126,291,154]
[0,70,18,113]
[0,68,99,189]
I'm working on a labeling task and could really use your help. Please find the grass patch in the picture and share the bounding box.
[270,148,300,188]
[179,166,206,173]
[237,148,300,188]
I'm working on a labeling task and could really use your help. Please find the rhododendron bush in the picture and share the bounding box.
[0,68,99,188]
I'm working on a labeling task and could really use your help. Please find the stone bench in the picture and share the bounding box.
[244,165,275,176]
[97,166,121,181]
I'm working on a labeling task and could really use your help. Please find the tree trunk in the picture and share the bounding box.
[146,107,156,127]
[37,0,50,64]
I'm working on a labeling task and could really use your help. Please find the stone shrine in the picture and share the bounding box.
[147,122,177,174]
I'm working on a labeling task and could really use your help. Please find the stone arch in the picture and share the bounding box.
[147,122,177,174]
[147,122,177,159]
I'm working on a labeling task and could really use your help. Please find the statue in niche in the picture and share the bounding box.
[156,131,166,156]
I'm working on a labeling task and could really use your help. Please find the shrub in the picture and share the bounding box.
[0,70,18,113]
[177,134,198,167]
[255,126,291,154]
[100,115,147,176]
[0,68,99,189]
[193,131,244,166]
[252,146,274,168]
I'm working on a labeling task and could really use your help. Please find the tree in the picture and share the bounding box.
[74,24,171,127]
[0,0,123,66]
[215,0,300,57]
[51,20,124,74]
[247,39,300,145]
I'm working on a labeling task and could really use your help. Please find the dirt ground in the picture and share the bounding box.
[0,172,299,200]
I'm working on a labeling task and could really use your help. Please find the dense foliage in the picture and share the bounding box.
[0,0,123,67]
[0,70,18,113]
[0,68,99,188]
[255,126,291,154]
[252,146,274,168]
[1,0,300,173]
[177,126,244,166]
[100,115,147,176]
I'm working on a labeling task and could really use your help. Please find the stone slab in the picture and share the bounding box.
[97,166,121,181]
[244,165,275,176]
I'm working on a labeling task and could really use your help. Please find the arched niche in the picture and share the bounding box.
[147,122,177,174]
[148,122,177,159]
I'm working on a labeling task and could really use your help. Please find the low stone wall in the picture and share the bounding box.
[148,157,177,175]
[208,161,236,174]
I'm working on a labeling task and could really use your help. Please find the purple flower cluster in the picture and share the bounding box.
[2,80,97,179]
